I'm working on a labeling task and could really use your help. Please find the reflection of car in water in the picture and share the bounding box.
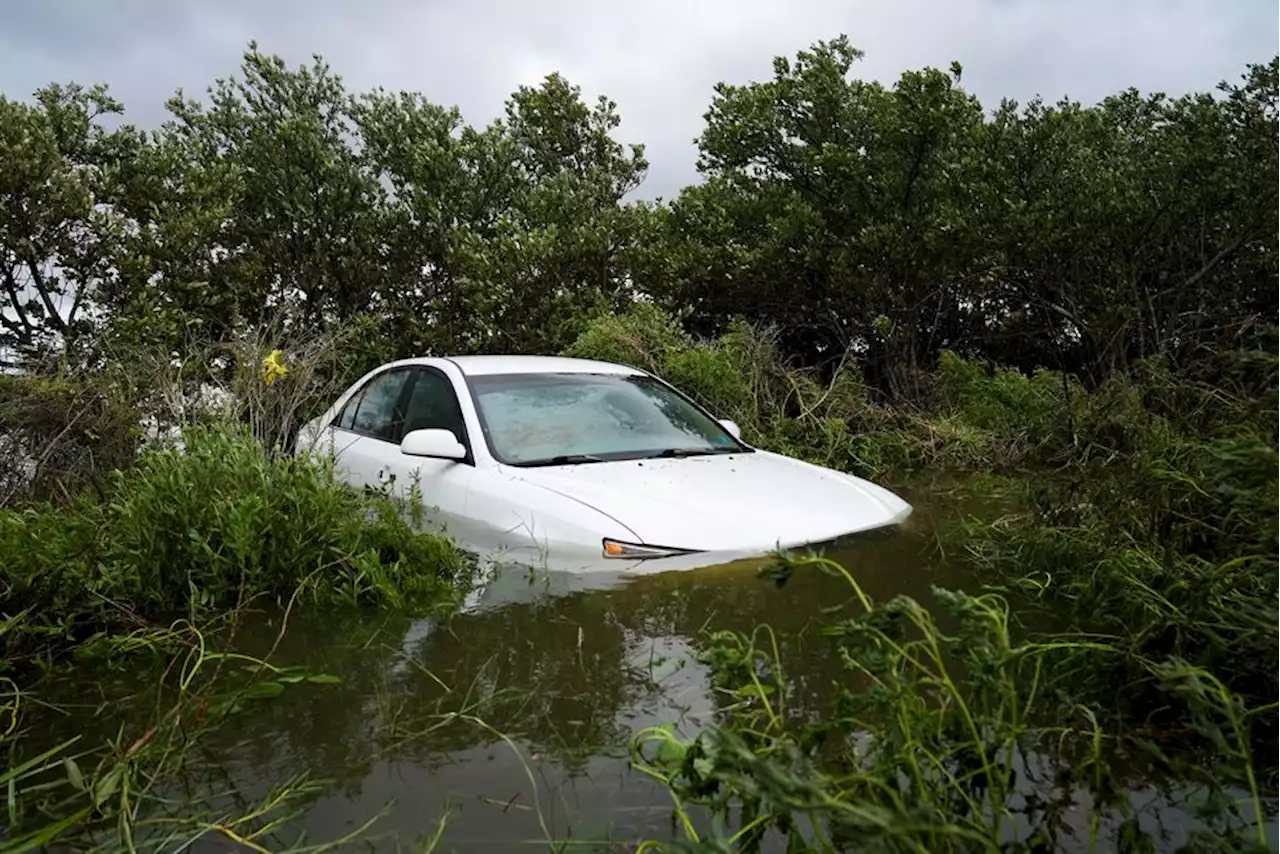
[296,355,912,575]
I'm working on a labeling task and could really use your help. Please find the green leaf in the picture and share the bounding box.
[240,681,286,701]
[93,763,124,809]
[62,758,85,792]
[0,737,81,786]
[655,738,688,766]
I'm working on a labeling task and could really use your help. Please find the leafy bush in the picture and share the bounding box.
[105,319,386,456]
[957,442,1278,718]
[0,321,380,514]
[186,321,383,454]
[563,301,696,373]
[933,351,1078,456]
[0,425,471,667]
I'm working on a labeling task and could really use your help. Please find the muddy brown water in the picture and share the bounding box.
[24,477,1277,851]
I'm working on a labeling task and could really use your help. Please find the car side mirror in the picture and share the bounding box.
[400,428,466,460]
[718,419,742,440]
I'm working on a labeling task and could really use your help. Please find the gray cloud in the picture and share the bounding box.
[1,0,1275,199]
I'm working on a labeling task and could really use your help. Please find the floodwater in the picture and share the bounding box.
[26,478,1276,851]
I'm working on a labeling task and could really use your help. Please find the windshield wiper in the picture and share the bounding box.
[518,453,609,467]
[648,447,739,459]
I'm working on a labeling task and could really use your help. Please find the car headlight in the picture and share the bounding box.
[602,538,698,559]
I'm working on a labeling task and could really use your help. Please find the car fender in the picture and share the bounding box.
[462,467,642,566]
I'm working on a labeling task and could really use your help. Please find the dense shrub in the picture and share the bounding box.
[0,321,390,517]
[949,351,1279,757]
[933,350,1079,456]
[569,308,1278,759]
[187,321,383,454]
[0,374,142,506]
[562,302,693,372]
[0,425,470,667]
[107,320,383,456]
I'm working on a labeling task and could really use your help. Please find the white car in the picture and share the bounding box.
[297,355,911,574]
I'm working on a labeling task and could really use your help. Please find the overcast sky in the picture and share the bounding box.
[1,0,1275,200]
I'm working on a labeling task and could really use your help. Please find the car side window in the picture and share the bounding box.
[339,369,410,441]
[403,369,467,443]
[336,389,363,429]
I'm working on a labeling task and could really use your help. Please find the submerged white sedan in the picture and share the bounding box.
[297,355,911,574]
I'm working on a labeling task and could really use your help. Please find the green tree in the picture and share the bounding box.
[648,36,1278,394]
[353,87,506,356]
[4,38,1272,390]
[979,58,1278,381]
[461,74,649,354]
[358,72,648,356]
[0,83,144,363]
[645,37,989,394]
[144,43,387,336]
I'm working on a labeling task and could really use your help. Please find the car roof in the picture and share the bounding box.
[442,355,646,377]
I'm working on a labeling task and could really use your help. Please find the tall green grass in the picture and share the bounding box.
[571,307,1277,759]
[631,555,1272,853]
[2,314,1270,850]
[569,311,1280,848]
[945,351,1278,765]
[0,423,479,851]
[1,618,412,852]
[0,424,471,670]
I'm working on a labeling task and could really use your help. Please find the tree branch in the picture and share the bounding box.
[1179,231,1251,293]
[22,254,68,333]
[0,308,26,337]
[2,265,35,339]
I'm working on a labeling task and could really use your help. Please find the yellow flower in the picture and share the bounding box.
[261,349,288,386]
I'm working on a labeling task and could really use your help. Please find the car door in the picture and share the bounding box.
[329,365,475,539]
[390,366,475,539]
[328,366,414,492]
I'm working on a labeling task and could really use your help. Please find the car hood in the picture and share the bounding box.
[502,450,912,553]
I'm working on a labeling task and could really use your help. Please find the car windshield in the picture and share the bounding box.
[467,372,749,466]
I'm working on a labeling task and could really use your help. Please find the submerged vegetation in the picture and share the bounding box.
[632,557,1272,853]
[2,624,372,852]
[577,307,1278,851]
[0,422,472,849]
[1,28,1275,853]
